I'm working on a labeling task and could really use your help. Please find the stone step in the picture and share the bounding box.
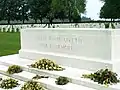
[0,74,25,90]
[0,54,120,90]
[0,70,49,90]
[0,64,96,90]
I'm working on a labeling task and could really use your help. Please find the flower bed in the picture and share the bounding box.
[29,58,65,71]
[82,68,120,86]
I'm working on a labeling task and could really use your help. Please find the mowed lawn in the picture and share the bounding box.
[0,32,20,56]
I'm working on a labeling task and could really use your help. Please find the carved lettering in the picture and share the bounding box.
[38,34,82,51]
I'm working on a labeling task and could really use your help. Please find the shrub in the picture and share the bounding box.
[7,65,22,74]
[30,58,64,71]
[0,78,19,89]
[55,76,69,85]
[82,68,120,86]
[21,81,45,90]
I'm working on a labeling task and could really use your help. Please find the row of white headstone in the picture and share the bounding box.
[49,23,120,28]
[0,24,45,32]
[0,23,120,32]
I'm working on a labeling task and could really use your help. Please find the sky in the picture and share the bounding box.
[85,0,104,20]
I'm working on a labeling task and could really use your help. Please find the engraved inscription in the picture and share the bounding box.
[38,34,82,50]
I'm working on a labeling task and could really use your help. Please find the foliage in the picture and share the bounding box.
[51,0,68,21]
[51,0,86,22]
[7,65,22,74]
[0,78,19,89]
[55,76,69,85]
[0,0,86,23]
[32,75,49,80]
[82,68,120,86]
[0,0,22,24]
[21,81,45,90]
[100,0,120,20]
[18,0,29,23]
[29,58,64,71]
[28,0,50,23]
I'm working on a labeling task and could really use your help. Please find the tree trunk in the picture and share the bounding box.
[49,18,53,25]
[111,18,112,22]
[22,4,25,24]
[68,1,72,22]
[7,19,10,24]
[40,18,42,24]
[69,9,71,22]
[23,19,25,24]
[34,19,37,23]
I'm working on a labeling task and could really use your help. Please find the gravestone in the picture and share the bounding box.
[19,28,120,73]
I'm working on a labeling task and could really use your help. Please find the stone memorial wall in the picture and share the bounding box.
[19,28,120,73]
[20,28,111,60]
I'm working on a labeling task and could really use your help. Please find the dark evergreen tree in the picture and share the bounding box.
[100,0,120,20]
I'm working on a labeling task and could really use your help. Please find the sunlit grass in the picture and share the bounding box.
[0,32,20,56]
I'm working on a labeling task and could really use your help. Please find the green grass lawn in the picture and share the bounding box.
[0,32,20,56]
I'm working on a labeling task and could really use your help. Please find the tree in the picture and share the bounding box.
[0,0,5,21]
[0,0,22,24]
[100,0,120,20]
[19,0,29,24]
[0,0,86,24]
[51,0,68,21]
[28,0,51,23]
[66,0,86,22]
[51,0,86,22]
[72,8,81,22]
